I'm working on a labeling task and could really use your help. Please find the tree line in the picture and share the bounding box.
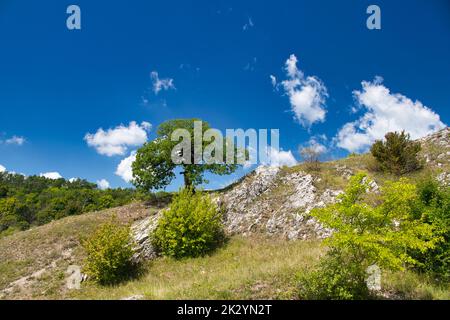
[0,172,137,236]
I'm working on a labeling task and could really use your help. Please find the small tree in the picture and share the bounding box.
[132,119,239,191]
[370,131,422,175]
[300,146,323,171]
[299,173,436,299]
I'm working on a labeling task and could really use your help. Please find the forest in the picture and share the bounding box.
[0,172,138,236]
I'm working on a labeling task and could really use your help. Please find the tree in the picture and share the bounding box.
[300,146,323,171]
[132,119,239,191]
[370,131,422,175]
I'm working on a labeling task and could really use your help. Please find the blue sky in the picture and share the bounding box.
[0,0,449,190]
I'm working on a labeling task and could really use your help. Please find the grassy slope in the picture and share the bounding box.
[71,237,322,300]
[0,202,154,299]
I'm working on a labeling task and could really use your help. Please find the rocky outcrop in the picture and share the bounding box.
[131,210,161,263]
[218,167,342,240]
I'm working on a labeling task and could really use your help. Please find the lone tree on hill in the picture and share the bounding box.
[132,119,239,191]
[370,130,422,175]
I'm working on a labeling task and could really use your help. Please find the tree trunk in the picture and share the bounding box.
[182,171,195,192]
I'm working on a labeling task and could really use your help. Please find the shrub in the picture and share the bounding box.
[413,179,450,280]
[152,187,224,259]
[298,250,370,300]
[298,173,436,299]
[370,131,422,175]
[82,217,135,285]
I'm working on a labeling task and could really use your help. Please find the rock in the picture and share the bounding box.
[437,172,450,186]
[121,294,144,300]
[335,165,353,179]
[219,166,341,240]
[362,177,380,193]
[131,211,161,263]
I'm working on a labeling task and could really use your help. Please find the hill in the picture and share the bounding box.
[0,128,449,300]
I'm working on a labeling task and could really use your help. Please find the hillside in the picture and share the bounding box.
[0,128,449,300]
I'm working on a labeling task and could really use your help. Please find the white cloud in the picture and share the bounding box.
[115,151,136,183]
[85,121,151,157]
[277,54,328,127]
[151,71,175,95]
[40,172,63,180]
[69,178,79,183]
[96,179,110,190]
[0,164,6,173]
[263,147,297,167]
[306,136,328,154]
[270,75,277,88]
[5,136,25,145]
[336,77,446,152]
[243,17,254,31]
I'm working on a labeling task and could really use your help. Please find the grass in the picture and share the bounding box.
[70,237,323,300]
[383,270,450,300]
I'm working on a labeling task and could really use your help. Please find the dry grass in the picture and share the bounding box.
[69,237,323,300]
[0,202,154,299]
[382,270,450,300]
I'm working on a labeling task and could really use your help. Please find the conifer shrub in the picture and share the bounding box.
[370,131,422,175]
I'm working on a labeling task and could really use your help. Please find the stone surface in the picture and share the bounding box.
[218,166,341,240]
[131,210,161,263]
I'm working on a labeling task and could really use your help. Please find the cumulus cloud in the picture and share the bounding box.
[85,121,151,157]
[151,71,175,95]
[263,147,297,167]
[0,164,6,172]
[40,172,63,180]
[301,135,328,154]
[335,77,446,152]
[96,179,110,190]
[5,136,25,145]
[115,151,137,183]
[277,54,328,127]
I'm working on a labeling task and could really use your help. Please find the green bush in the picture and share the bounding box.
[298,173,437,299]
[82,217,135,285]
[152,188,224,259]
[413,179,450,280]
[370,131,422,175]
[298,250,370,300]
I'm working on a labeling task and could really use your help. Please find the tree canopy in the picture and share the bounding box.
[132,119,239,191]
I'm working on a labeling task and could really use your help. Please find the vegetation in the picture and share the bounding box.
[72,237,323,300]
[300,146,322,171]
[152,188,224,258]
[0,172,137,236]
[413,179,450,281]
[132,119,239,191]
[298,173,437,299]
[81,217,135,285]
[371,131,422,175]
[0,128,448,300]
